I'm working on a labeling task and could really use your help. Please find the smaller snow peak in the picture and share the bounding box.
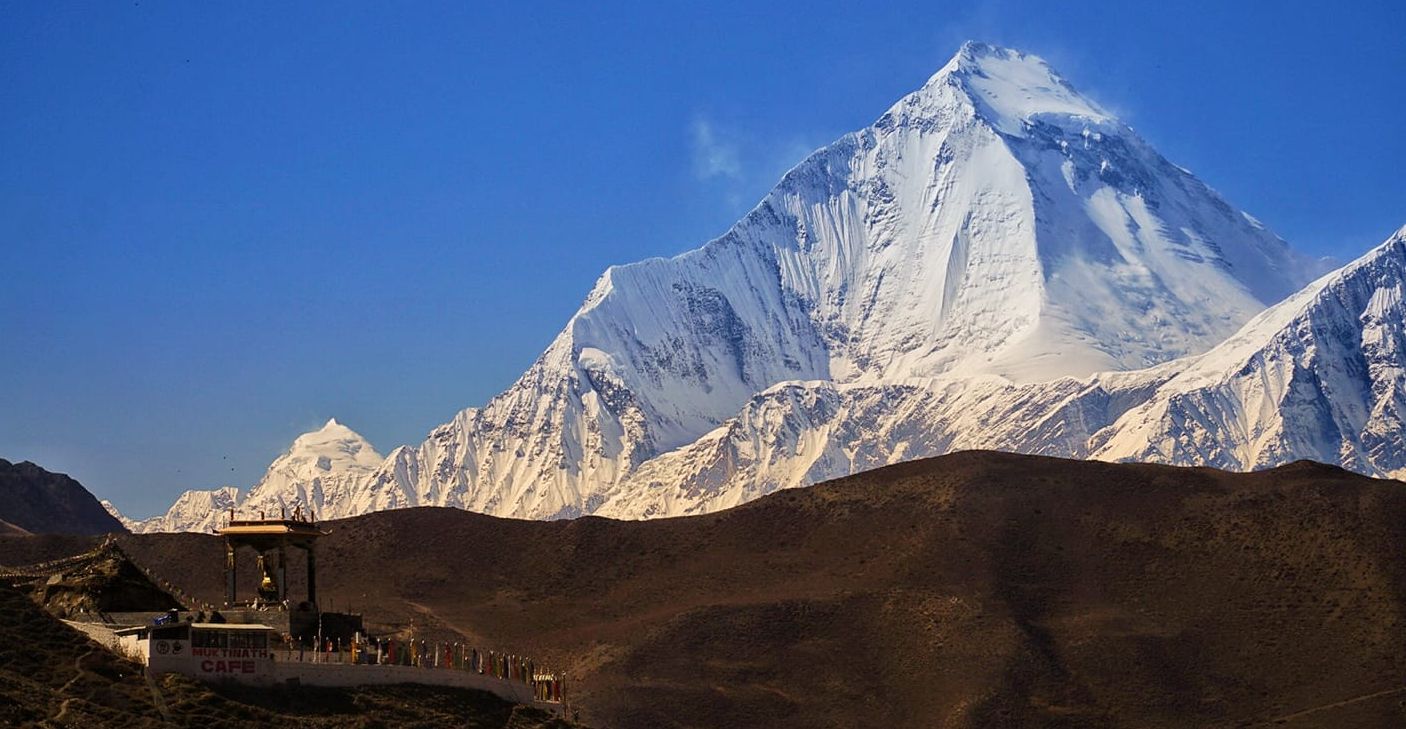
[298,418,380,458]
[314,417,357,436]
[1171,225,1406,386]
[281,418,383,473]
[286,418,363,451]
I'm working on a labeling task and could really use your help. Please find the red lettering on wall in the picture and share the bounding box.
[195,651,262,674]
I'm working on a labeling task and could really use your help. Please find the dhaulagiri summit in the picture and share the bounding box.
[117,42,1404,530]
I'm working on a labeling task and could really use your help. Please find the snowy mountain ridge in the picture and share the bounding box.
[118,43,1400,531]
[1090,226,1406,475]
[116,486,240,534]
[594,226,1406,518]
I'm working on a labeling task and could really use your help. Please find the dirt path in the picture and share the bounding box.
[405,600,487,644]
[1252,686,1406,726]
[47,647,96,726]
[144,670,175,724]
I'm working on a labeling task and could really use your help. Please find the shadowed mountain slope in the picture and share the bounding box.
[0,458,125,536]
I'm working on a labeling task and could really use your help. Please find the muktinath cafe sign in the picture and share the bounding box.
[117,622,275,678]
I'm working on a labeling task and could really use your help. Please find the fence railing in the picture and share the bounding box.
[278,639,565,703]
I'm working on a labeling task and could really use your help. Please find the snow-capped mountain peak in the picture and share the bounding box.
[137,43,1381,530]
[124,420,383,533]
[279,418,382,472]
[239,419,383,514]
[306,41,1315,519]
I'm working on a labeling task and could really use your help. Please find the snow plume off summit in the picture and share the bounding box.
[124,42,1403,529]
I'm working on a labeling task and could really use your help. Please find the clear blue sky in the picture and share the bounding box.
[3,1,1403,517]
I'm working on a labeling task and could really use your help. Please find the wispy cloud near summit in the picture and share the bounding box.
[689,117,742,181]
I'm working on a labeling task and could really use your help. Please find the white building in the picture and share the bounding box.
[115,622,275,680]
[112,620,563,714]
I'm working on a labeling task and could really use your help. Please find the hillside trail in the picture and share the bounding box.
[47,646,96,726]
[404,600,488,644]
[1251,685,1406,726]
[143,670,175,724]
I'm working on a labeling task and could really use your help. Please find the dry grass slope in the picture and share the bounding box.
[7,451,1406,728]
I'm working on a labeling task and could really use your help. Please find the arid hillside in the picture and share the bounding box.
[7,451,1406,728]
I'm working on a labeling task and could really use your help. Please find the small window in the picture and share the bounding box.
[192,630,227,649]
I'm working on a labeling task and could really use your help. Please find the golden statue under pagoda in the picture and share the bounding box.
[255,554,279,603]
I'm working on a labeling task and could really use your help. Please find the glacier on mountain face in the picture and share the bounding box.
[132,43,1403,531]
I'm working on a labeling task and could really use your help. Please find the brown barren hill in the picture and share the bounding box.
[19,451,1406,728]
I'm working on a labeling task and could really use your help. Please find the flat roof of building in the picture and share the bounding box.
[115,622,276,636]
[218,519,326,538]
